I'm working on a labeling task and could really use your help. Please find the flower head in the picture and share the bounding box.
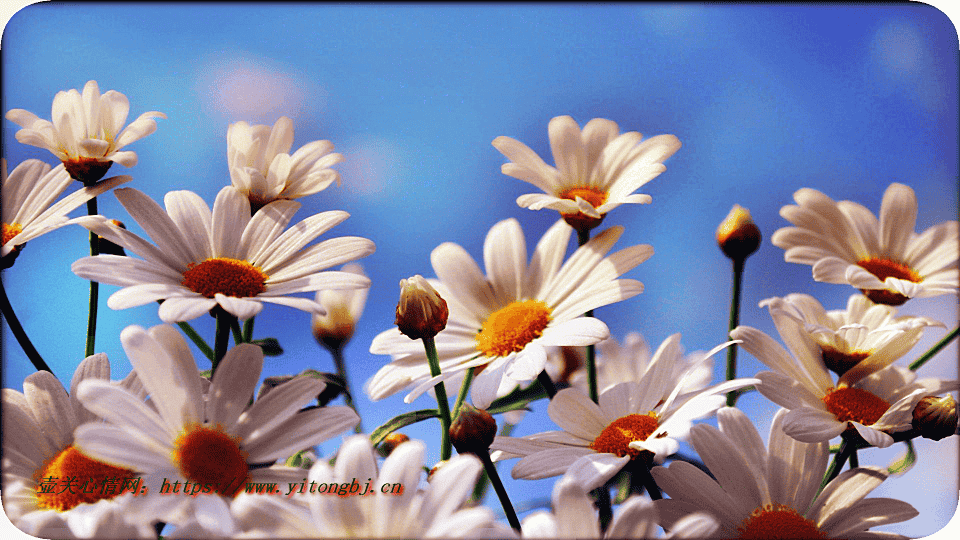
[717,204,762,261]
[493,116,681,232]
[395,274,449,340]
[312,263,369,350]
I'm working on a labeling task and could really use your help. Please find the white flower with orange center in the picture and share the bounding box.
[732,299,956,447]
[1,159,129,261]
[70,185,374,322]
[366,217,652,409]
[5,80,165,184]
[227,116,343,210]
[490,336,757,490]
[492,115,680,231]
[72,324,360,530]
[1,354,155,539]
[652,407,919,540]
[771,183,958,305]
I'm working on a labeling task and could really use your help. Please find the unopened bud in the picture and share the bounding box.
[378,432,410,457]
[97,220,127,256]
[912,395,958,441]
[313,263,368,351]
[395,275,448,340]
[717,204,761,261]
[449,403,498,456]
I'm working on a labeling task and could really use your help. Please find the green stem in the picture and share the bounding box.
[331,345,363,434]
[480,451,521,532]
[0,278,54,373]
[818,432,854,496]
[909,326,959,371]
[453,367,476,418]
[576,228,601,405]
[212,307,235,377]
[230,317,244,344]
[593,485,613,533]
[423,336,453,461]
[243,316,255,342]
[537,370,558,400]
[175,320,214,362]
[630,457,663,500]
[725,257,745,406]
[84,197,100,357]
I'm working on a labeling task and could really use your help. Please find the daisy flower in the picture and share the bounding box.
[5,80,165,184]
[1,354,155,539]
[312,263,369,350]
[366,217,652,409]
[490,335,758,490]
[770,183,959,305]
[731,297,956,447]
[652,407,919,539]
[227,116,343,210]
[70,185,374,322]
[492,115,681,231]
[230,435,495,538]
[1,159,129,262]
[72,324,361,530]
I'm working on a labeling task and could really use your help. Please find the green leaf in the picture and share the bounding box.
[887,440,916,476]
[369,409,440,446]
[251,337,283,356]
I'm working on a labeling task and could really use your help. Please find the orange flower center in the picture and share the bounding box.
[856,258,922,306]
[736,503,827,539]
[820,347,871,377]
[174,425,250,498]
[475,300,552,357]
[2,222,23,246]
[822,387,890,426]
[63,157,113,186]
[181,257,267,298]
[590,412,660,459]
[559,187,608,209]
[34,445,135,511]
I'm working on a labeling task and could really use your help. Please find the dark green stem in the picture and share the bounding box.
[630,457,663,500]
[176,320,214,361]
[453,367,476,418]
[0,278,54,373]
[537,369,558,399]
[230,317,244,344]
[423,336,453,461]
[331,345,363,434]
[576,228,601,405]
[84,197,100,357]
[243,316,255,342]
[212,307,235,376]
[818,432,855,495]
[593,485,613,533]
[909,327,959,371]
[480,451,521,532]
[725,257,745,406]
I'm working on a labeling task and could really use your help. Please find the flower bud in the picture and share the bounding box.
[395,275,448,340]
[717,204,761,261]
[449,403,498,456]
[313,263,368,351]
[912,395,958,441]
[378,432,410,457]
[97,220,127,257]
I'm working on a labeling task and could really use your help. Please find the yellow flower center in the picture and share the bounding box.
[820,346,871,377]
[590,412,660,459]
[2,222,23,246]
[822,387,890,426]
[34,445,135,511]
[736,503,827,539]
[856,257,922,306]
[559,186,608,209]
[174,425,250,498]
[475,300,552,357]
[181,257,268,298]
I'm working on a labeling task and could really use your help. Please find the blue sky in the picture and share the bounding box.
[2,3,958,537]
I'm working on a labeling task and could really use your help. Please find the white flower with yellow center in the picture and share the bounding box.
[230,435,494,538]
[652,407,919,540]
[366,217,652,408]
[70,185,374,322]
[5,80,165,184]
[227,116,343,209]
[1,354,155,539]
[771,183,959,305]
[492,115,680,231]
[71,324,360,531]
[1,159,129,260]
[491,336,757,490]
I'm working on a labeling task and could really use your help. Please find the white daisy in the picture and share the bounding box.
[227,116,343,209]
[492,115,681,231]
[230,435,495,538]
[652,407,919,539]
[72,324,360,531]
[312,263,369,350]
[5,80,165,184]
[70,185,374,322]
[771,183,959,305]
[491,336,757,490]
[366,217,652,409]
[1,354,155,539]
[1,159,129,261]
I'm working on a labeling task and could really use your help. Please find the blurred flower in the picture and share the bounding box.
[394,274,449,340]
[717,204,762,261]
[73,324,360,531]
[1,354,155,539]
[367,218,652,408]
[492,115,680,232]
[771,183,958,305]
[5,80,165,184]
[70,186,373,322]
[1,159,129,262]
[491,336,756,490]
[652,407,919,539]
[312,263,369,350]
[231,436,495,538]
[227,116,342,210]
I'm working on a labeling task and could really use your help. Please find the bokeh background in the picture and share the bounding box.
[2,3,958,538]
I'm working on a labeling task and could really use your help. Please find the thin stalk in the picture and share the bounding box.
[594,485,613,533]
[577,227,600,404]
[909,326,959,371]
[453,367,476,418]
[629,457,663,500]
[725,257,745,406]
[84,197,100,357]
[176,321,215,362]
[537,369,558,399]
[243,316,255,343]
[818,433,854,496]
[0,279,54,373]
[230,317,244,344]
[423,336,453,461]
[212,308,234,376]
[479,451,521,532]
[331,345,363,434]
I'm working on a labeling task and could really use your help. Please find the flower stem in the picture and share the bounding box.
[818,432,854,495]
[577,225,601,404]
[0,278,54,373]
[176,321,215,361]
[593,485,613,533]
[423,336,453,461]
[909,326,959,371]
[212,307,235,376]
[243,316,255,342]
[536,370,558,399]
[453,367,476,418]
[84,197,100,357]
[479,450,522,532]
[230,317,244,344]
[331,344,364,434]
[725,257,745,406]
[630,457,663,500]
